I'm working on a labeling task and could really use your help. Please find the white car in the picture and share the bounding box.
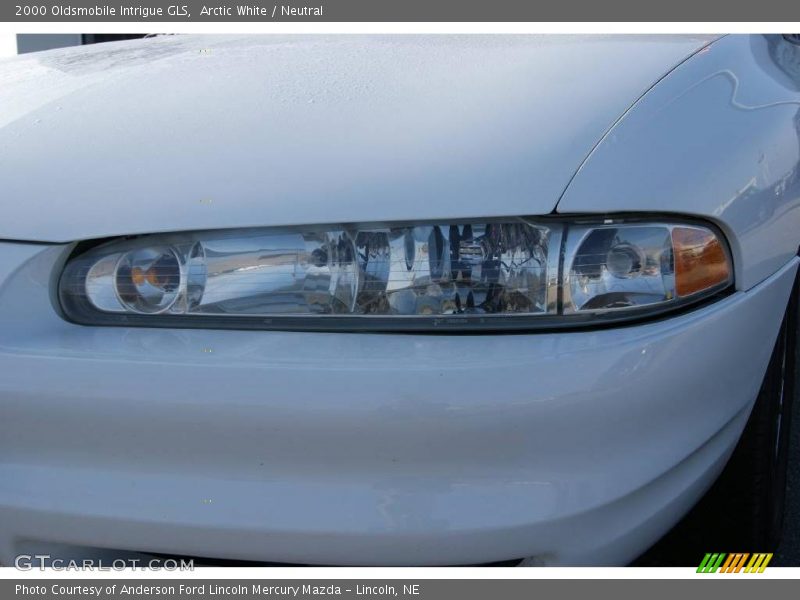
[0,34,798,567]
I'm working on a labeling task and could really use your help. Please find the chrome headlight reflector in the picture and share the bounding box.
[59,217,732,332]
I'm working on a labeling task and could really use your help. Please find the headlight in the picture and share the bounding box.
[563,222,731,313]
[58,217,732,332]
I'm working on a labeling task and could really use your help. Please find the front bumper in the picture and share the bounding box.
[0,243,796,566]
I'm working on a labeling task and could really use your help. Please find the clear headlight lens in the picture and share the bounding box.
[59,217,732,331]
[563,223,731,313]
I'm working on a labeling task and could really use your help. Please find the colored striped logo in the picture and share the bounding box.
[697,553,773,573]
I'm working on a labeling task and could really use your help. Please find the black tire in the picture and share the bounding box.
[636,272,798,565]
[714,273,798,550]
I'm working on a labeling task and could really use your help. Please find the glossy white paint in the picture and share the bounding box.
[0,244,796,565]
[2,34,800,566]
[558,35,800,290]
[0,34,714,242]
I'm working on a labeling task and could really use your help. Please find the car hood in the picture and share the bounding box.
[0,34,715,242]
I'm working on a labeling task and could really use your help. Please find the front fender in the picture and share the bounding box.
[557,34,800,291]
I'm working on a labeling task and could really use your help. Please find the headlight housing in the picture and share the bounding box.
[58,216,733,332]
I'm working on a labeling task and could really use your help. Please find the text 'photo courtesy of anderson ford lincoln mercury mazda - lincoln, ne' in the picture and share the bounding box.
[0,33,799,567]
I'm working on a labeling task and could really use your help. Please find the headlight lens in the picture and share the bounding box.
[59,217,732,332]
[562,223,731,313]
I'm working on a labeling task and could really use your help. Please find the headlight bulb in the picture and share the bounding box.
[606,243,644,279]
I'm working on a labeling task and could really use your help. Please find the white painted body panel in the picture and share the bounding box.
[558,35,800,290]
[2,34,800,565]
[0,34,713,242]
[0,244,796,565]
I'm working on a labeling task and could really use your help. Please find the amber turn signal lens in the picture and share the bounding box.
[672,226,731,297]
